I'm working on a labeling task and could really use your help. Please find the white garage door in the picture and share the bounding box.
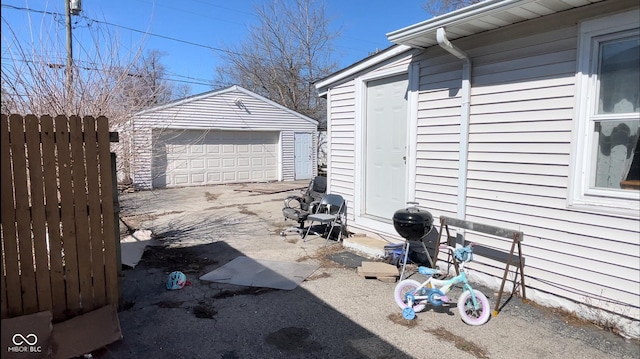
[152,129,279,188]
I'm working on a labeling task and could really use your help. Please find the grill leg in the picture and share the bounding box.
[399,241,411,281]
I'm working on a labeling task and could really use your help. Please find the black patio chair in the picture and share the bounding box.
[280,176,327,236]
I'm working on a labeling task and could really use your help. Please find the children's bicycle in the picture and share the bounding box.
[393,243,491,325]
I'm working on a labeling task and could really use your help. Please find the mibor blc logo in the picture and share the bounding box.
[7,333,42,353]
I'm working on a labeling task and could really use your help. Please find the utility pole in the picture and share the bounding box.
[65,0,81,110]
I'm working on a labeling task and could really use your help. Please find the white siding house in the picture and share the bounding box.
[131,85,318,189]
[316,0,640,338]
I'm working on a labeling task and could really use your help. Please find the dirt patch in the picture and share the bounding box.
[526,300,634,338]
[205,191,220,201]
[425,327,490,359]
[238,205,257,216]
[280,232,302,244]
[305,272,331,281]
[139,246,217,274]
[296,245,347,269]
[387,313,419,328]
[155,300,185,308]
[193,301,217,319]
[213,287,277,299]
[203,202,263,211]
[120,211,185,234]
[119,301,135,312]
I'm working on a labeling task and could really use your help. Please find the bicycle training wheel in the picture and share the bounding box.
[457,289,491,326]
[394,279,427,312]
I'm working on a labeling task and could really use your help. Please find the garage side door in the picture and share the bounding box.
[152,129,279,188]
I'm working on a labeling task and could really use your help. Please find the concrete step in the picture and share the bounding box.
[342,235,388,258]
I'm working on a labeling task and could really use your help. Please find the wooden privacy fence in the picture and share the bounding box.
[1,114,119,323]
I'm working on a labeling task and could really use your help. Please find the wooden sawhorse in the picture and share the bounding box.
[434,216,526,317]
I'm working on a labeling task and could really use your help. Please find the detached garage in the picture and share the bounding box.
[131,85,318,189]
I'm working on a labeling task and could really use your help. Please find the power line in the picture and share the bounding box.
[1,3,353,87]
[1,3,367,62]
[1,56,216,87]
[1,4,244,57]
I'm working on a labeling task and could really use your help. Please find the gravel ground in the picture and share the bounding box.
[95,182,639,359]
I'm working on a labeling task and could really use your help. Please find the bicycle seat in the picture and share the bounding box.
[418,267,439,276]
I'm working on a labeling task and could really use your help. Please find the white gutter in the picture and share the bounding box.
[388,0,525,44]
[436,27,471,220]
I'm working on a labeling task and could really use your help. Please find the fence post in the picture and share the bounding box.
[111,152,122,295]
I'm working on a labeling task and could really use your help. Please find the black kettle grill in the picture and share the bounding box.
[392,202,435,280]
[392,202,434,240]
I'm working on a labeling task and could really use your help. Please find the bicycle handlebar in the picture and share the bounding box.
[438,242,477,251]
[438,243,477,263]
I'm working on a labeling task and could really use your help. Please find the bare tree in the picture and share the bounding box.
[117,50,190,109]
[423,0,483,17]
[216,0,339,123]
[1,12,189,183]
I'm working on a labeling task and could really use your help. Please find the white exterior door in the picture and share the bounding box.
[294,132,313,180]
[364,74,408,220]
[152,129,278,188]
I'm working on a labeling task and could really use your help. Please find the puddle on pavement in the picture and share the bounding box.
[193,301,217,319]
[139,245,217,274]
[213,287,277,299]
[264,327,321,353]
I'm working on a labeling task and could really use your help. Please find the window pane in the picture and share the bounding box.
[597,36,640,114]
[593,120,640,189]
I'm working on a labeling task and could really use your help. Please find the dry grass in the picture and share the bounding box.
[306,272,331,281]
[296,244,346,269]
[527,300,627,336]
[119,211,184,234]
[425,327,490,359]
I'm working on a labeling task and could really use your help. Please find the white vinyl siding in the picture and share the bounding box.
[327,82,356,206]
[458,11,639,316]
[320,0,639,334]
[281,131,295,180]
[414,49,465,219]
[132,87,317,188]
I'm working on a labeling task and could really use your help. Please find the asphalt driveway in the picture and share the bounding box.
[97,182,639,359]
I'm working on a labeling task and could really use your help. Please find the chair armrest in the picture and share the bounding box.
[284,196,304,209]
[309,200,321,213]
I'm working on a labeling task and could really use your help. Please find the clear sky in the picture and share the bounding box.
[1,0,431,95]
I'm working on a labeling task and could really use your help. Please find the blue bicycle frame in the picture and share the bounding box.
[406,266,480,309]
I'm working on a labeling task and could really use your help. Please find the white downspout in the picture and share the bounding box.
[436,27,471,220]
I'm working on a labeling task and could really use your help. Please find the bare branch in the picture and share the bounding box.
[216,0,339,124]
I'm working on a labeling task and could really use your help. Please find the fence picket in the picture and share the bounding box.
[9,115,39,314]
[55,115,82,317]
[69,116,94,312]
[84,116,107,308]
[0,115,22,317]
[25,115,53,313]
[40,115,68,321]
[97,117,119,307]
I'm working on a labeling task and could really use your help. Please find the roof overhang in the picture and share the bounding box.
[315,45,413,96]
[315,0,607,94]
[387,0,605,48]
[134,85,318,126]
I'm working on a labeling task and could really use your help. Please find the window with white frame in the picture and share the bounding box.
[572,10,640,214]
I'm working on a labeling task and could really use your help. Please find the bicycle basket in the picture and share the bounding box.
[454,246,473,262]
